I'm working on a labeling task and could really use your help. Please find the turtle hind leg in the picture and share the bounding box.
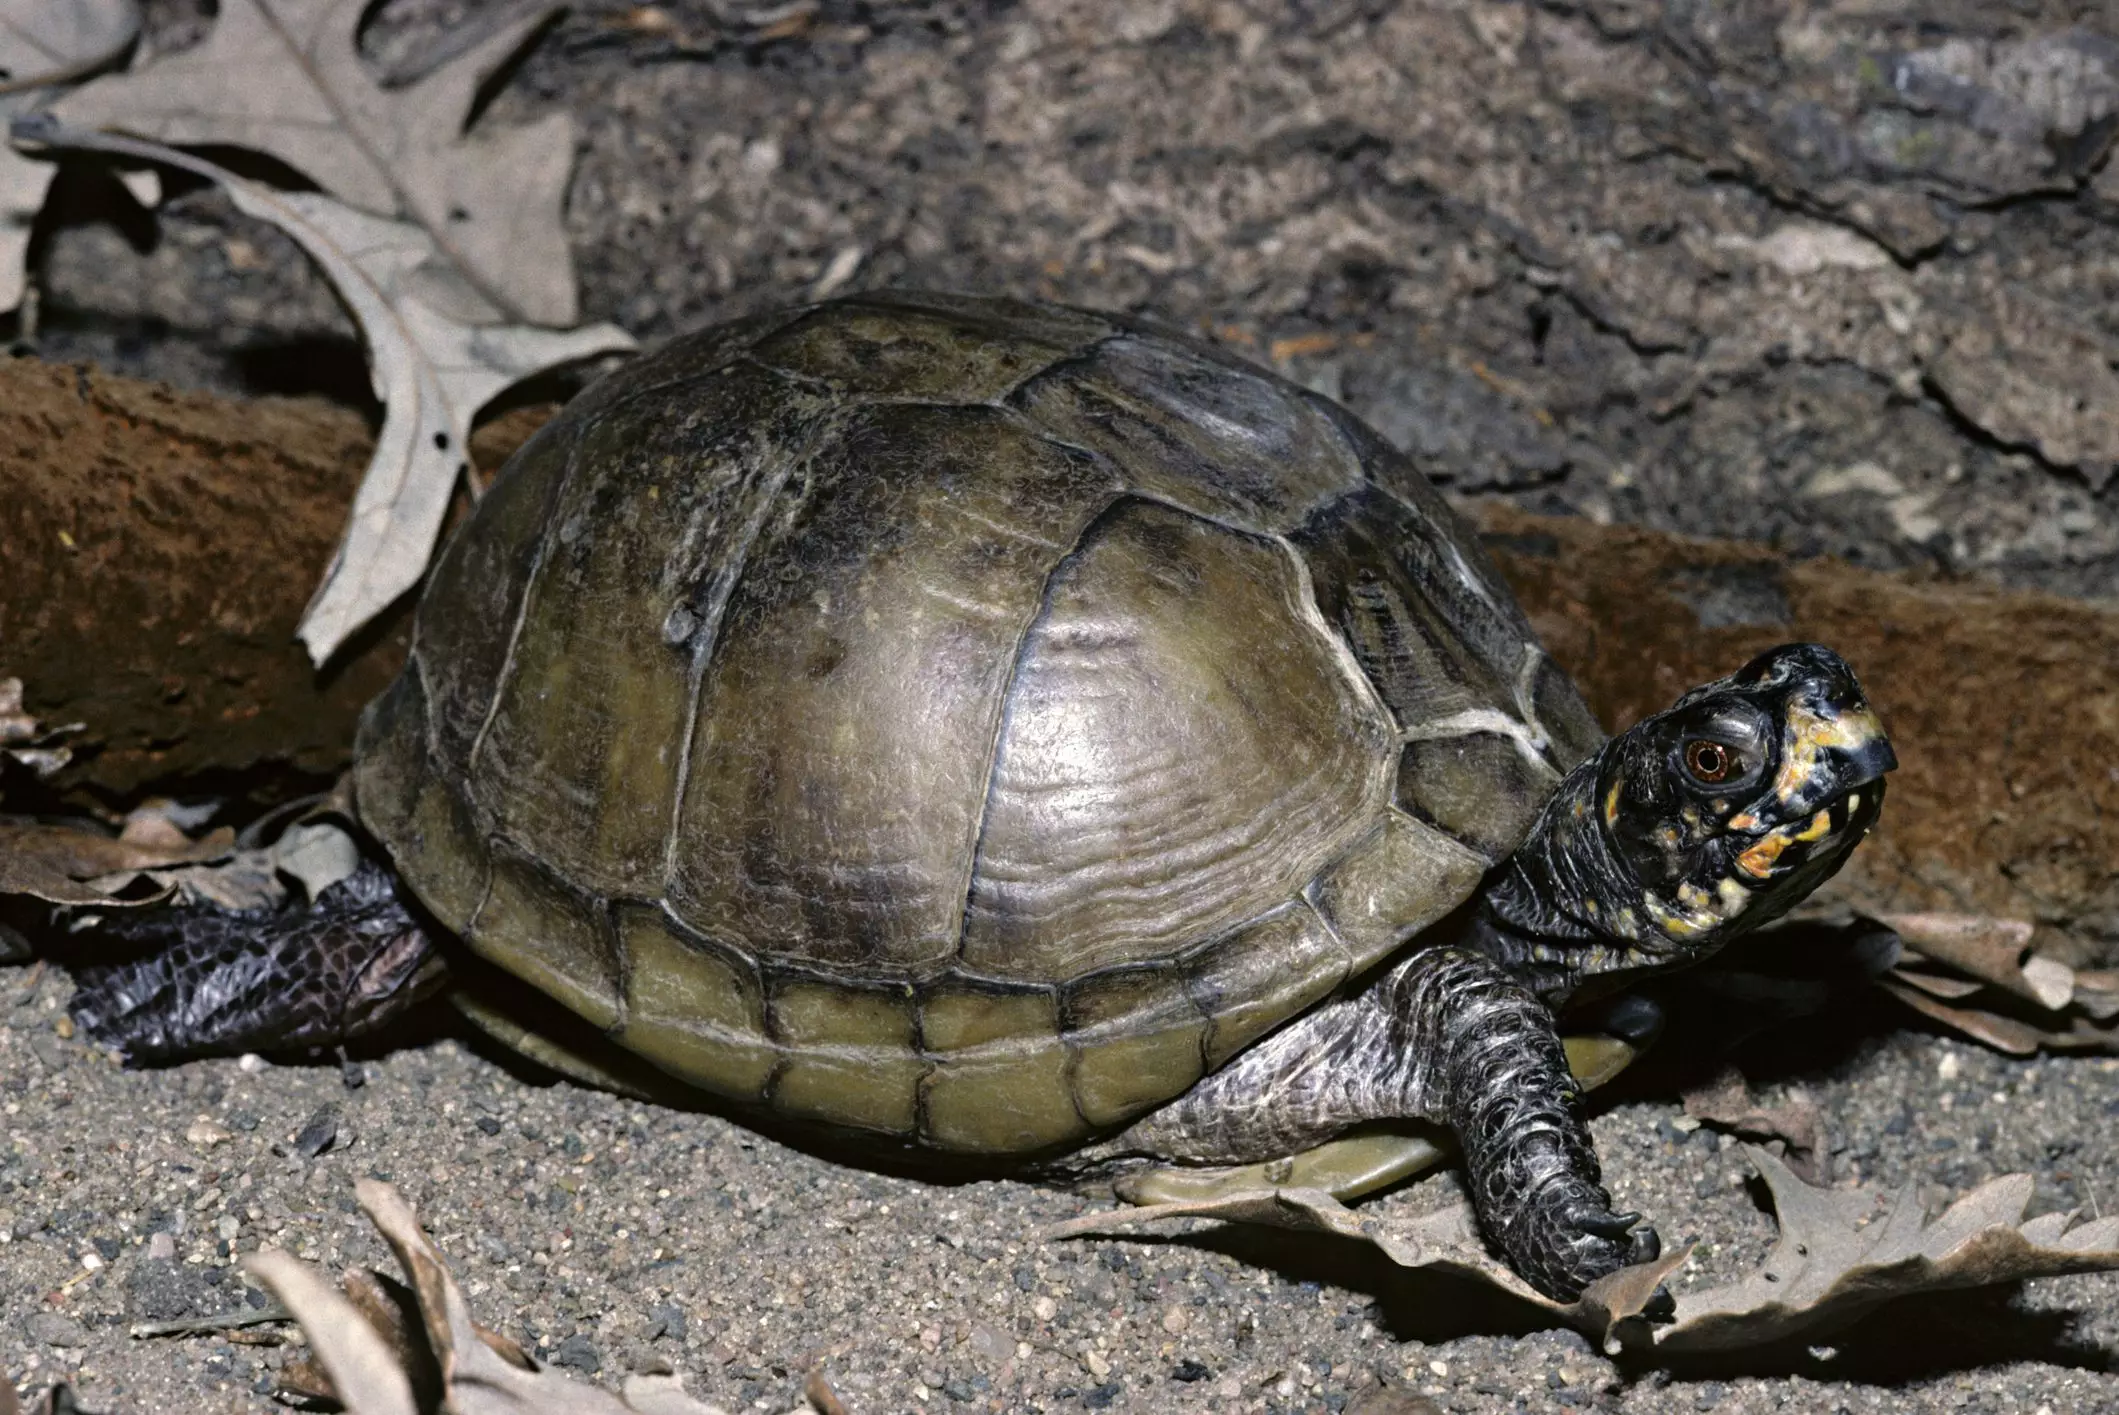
[68,860,445,1063]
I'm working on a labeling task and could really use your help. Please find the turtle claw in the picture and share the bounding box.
[1563,1202,1644,1241]
[1642,1284,1677,1324]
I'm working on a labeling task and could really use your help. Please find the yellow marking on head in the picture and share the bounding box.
[1643,890,1717,940]
[1584,898,1599,913]
[1737,831,1790,878]
[1715,877,1749,914]
[1604,781,1623,828]
[1773,702,1887,804]
[1613,908,1639,940]
[1681,805,1701,827]
[1728,810,1761,832]
[1845,791,1861,813]
[1794,809,1834,842]
[1678,882,1709,909]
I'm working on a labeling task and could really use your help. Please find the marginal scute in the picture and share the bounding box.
[1310,809,1492,966]
[961,499,1397,979]
[615,907,775,1098]
[921,987,1060,1053]
[466,843,620,1032]
[350,668,426,860]
[1184,903,1353,1069]
[398,771,490,937]
[767,980,924,1135]
[1064,968,1208,1128]
[1012,335,1366,532]
[1397,735,1558,860]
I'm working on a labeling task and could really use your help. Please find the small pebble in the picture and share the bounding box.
[294,1105,340,1158]
[185,1117,234,1148]
[27,1313,89,1348]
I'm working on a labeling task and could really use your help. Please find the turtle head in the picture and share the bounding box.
[1471,644,1894,996]
[1593,642,1895,953]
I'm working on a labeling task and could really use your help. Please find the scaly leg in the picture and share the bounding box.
[68,861,444,1061]
[1116,945,1658,1303]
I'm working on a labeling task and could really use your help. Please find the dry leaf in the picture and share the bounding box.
[1052,1147,2119,1355]
[1654,1147,2119,1354]
[1879,912,2073,1010]
[0,677,85,778]
[1048,1185,1689,1353]
[0,817,232,904]
[1680,1066,1827,1183]
[245,1181,752,1415]
[1869,912,2119,1055]
[0,0,139,312]
[48,0,578,323]
[1877,976,2119,1055]
[7,120,636,664]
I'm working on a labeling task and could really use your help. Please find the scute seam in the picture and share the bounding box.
[950,487,1130,963]
[659,391,846,895]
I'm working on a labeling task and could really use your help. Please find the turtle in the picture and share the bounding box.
[65,290,1896,1304]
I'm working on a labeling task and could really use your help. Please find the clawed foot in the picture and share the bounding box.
[1499,1179,1672,1318]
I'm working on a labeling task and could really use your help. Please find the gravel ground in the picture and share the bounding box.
[5,958,2117,1415]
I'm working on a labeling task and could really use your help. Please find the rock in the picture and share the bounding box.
[27,1312,89,1348]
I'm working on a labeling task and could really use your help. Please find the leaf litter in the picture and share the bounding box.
[5,0,637,662]
[1680,1066,1828,1184]
[9,120,636,665]
[231,1178,843,1415]
[0,0,138,313]
[1052,1146,2119,1356]
[1873,911,2119,1055]
[0,798,361,911]
[48,0,581,325]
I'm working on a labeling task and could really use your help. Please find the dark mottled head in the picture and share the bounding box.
[1473,644,1895,995]
[1593,642,1894,952]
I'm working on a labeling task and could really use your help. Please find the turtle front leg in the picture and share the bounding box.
[1117,946,1657,1303]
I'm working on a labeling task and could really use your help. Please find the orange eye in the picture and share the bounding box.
[1685,740,1734,783]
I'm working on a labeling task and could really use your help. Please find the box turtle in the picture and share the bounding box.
[70,291,1895,1303]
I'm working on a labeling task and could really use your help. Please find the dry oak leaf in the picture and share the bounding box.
[1873,911,2118,1055]
[245,1180,783,1415]
[1050,1147,2119,1356]
[49,0,578,324]
[0,0,139,313]
[1680,1066,1827,1183]
[0,816,234,905]
[8,120,636,663]
[1046,1184,1690,1354]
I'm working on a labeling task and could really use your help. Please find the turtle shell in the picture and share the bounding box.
[353,291,1605,1153]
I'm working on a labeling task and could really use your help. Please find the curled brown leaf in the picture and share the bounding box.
[1680,1066,1827,1182]
[1052,1147,2119,1356]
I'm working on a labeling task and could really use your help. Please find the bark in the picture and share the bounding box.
[0,356,538,799]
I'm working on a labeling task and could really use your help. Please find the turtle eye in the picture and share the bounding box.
[1684,739,1737,784]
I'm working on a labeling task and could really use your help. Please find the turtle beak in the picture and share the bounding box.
[1724,646,1896,837]
[1768,699,1895,822]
